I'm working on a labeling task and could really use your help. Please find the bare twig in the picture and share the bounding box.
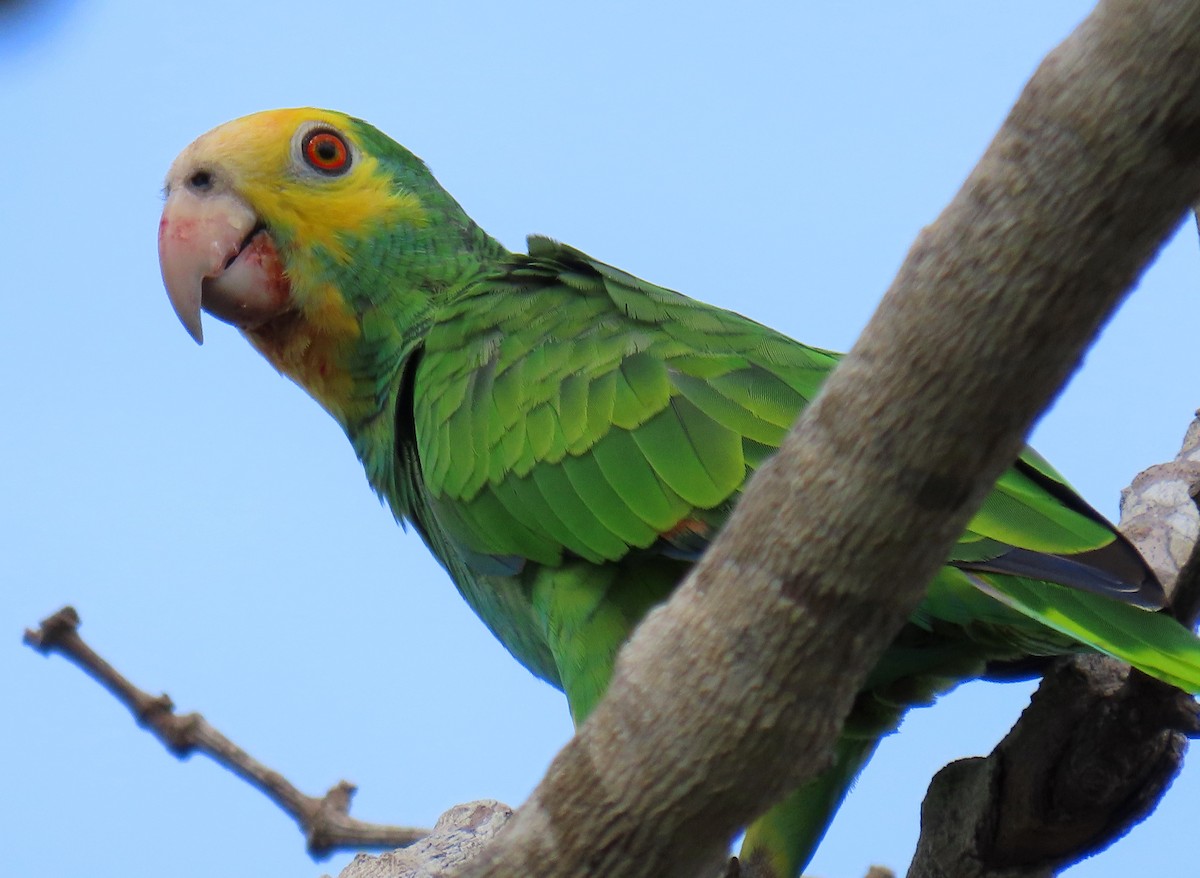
[23,606,428,857]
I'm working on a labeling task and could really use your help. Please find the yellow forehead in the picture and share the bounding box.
[168,107,425,260]
[169,108,349,178]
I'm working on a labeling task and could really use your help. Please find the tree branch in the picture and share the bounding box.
[22,606,428,857]
[334,802,514,878]
[446,3,1200,875]
[1121,414,1200,614]
[910,660,1197,878]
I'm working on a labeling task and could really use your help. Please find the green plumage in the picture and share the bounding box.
[219,115,1200,877]
[393,234,1197,875]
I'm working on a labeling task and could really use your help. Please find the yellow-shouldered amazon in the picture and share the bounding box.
[158,108,1200,877]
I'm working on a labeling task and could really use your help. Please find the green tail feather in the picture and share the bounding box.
[740,738,879,878]
[971,574,1200,692]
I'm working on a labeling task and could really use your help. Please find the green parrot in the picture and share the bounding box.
[158,108,1200,877]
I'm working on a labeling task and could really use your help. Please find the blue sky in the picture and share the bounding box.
[4,2,1198,876]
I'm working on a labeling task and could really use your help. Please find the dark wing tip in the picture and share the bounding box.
[955,540,1165,610]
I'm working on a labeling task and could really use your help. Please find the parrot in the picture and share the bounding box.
[158,107,1200,877]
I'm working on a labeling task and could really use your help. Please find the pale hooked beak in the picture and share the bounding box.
[158,185,289,344]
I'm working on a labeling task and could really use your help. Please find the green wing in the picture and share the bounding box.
[415,236,1157,607]
[415,236,837,573]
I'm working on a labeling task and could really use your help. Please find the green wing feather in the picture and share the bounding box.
[972,575,1200,691]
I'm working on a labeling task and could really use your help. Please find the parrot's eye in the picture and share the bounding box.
[302,130,351,175]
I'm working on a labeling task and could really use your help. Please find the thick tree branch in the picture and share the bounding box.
[23,606,428,857]
[910,661,1197,878]
[449,3,1200,876]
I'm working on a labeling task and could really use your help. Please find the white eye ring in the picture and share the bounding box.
[290,121,357,177]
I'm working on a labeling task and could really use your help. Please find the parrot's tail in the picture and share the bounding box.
[739,736,879,878]
[971,574,1200,693]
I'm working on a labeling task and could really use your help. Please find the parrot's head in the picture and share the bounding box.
[158,108,499,423]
